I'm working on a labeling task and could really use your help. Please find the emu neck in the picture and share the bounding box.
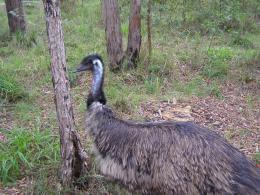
[92,60,104,96]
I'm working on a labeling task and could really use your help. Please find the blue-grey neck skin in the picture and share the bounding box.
[92,59,104,97]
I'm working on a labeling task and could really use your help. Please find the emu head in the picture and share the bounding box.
[76,54,106,107]
[76,54,104,73]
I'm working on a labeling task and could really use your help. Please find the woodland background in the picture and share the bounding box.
[0,0,259,194]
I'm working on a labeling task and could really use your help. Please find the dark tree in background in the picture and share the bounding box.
[146,0,152,67]
[126,0,141,69]
[102,0,124,71]
[42,0,88,188]
[5,0,26,33]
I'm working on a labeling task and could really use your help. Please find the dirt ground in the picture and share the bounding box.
[0,81,259,194]
[141,82,260,158]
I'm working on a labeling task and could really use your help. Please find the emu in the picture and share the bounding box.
[76,54,260,195]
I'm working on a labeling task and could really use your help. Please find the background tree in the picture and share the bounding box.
[5,0,26,33]
[102,0,124,71]
[146,0,152,67]
[126,0,141,69]
[42,0,88,188]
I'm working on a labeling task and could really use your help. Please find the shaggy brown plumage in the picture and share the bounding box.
[77,54,260,195]
[86,102,260,195]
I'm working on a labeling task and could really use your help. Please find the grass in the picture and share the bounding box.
[0,73,28,102]
[0,128,59,185]
[0,0,259,193]
[173,76,223,98]
[202,47,234,79]
[229,32,254,49]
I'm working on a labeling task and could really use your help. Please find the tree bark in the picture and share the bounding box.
[42,0,88,188]
[146,0,152,67]
[5,0,26,33]
[102,0,124,71]
[126,0,141,69]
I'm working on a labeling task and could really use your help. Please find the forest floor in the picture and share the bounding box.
[0,75,259,194]
[141,83,260,157]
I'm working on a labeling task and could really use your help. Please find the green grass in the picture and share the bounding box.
[0,128,60,184]
[202,47,234,79]
[173,76,223,98]
[229,32,254,48]
[105,70,150,116]
[14,102,41,124]
[0,73,28,102]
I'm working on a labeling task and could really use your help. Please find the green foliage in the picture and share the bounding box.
[68,68,78,87]
[207,81,223,99]
[0,128,60,184]
[153,0,259,35]
[0,46,14,57]
[144,76,161,94]
[106,72,146,116]
[148,64,161,74]
[0,73,28,102]
[15,102,41,124]
[174,77,205,96]
[0,0,259,193]
[121,23,129,37]
[207,46,234,61]
[236,50,260,84]
[113,97,131,114]
[173,76,223,98]
[229,32,254,48]
[202,47,234,78]
[240,50,260,68]
[13,31,37,48]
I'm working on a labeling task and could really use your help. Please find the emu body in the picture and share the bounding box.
[77,54,260,195]
[87,102,260,194]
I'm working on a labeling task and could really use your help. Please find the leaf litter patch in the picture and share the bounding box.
[140,84,259,159]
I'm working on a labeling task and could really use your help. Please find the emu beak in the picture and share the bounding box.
[75,64,89,73]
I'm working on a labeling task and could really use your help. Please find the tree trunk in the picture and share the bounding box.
[146,0,152,67]
[182,0,187,23]
[42,0,88,188]
[5,0,26,33]
[126,0,141,69]
[102,0,124,71]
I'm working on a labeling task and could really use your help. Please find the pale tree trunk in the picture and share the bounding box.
[102,0,124,71]
[5,0,26,33]
[42,0,88,188]
[146,0,152,67]
[126,0,141,69]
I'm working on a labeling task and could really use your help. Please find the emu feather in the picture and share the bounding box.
[77,54,260,195]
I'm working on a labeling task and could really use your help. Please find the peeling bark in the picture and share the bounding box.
[147,0,152,67]
[102,0,124,71]
[42,0,88,187]
[126,0,141,69]
[5,0,26,33]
